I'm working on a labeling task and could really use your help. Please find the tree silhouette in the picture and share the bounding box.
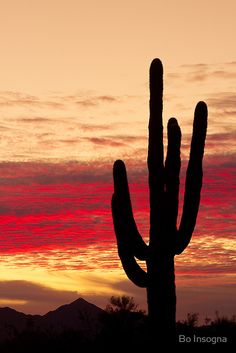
[105,295,144,313]
[111,58,207,344]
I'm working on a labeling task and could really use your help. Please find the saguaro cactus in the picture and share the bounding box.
[111,58,207,343]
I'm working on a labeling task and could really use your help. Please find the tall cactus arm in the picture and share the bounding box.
[112,160,148,288]
[164,118,181,245]
[112,160,148,260]
[175,101,208,254]
[148,59,164,247]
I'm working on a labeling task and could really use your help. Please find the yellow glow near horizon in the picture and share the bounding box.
[0,299,27,306]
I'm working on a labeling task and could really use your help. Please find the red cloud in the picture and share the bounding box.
[0,159,235,278]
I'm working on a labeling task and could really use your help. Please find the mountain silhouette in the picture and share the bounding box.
[0,307,36,341]
[0,297,104,342]
[42,297,104,335]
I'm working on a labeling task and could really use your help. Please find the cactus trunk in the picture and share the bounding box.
[147,254,176,340]
[112,58,207,345]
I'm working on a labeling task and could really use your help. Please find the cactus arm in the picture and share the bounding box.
[164,118,181,247]
[175,101,208,254]
[112,160,148,260]
[148,59,164,247]
[119,255,147,288]
[112,193,147,287]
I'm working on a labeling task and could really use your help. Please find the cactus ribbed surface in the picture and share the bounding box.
[111,58,207,343]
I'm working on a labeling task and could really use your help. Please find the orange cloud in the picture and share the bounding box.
[177,62,236,82]
[0,91,64,109]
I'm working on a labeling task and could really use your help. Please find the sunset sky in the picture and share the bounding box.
[0,0,235,322]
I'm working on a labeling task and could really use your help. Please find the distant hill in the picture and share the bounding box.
[0,307,35,341]
[0,298,104,342]
[42,297,104,335]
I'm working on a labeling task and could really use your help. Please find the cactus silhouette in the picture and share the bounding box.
[111,58,207,343]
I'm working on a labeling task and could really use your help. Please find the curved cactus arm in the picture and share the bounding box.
[175,101,208,254]
[148,59,164,246]
[164,118,181,241]
[112,160,148,260]
[119,254,147,288]
[112,193,148,287]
